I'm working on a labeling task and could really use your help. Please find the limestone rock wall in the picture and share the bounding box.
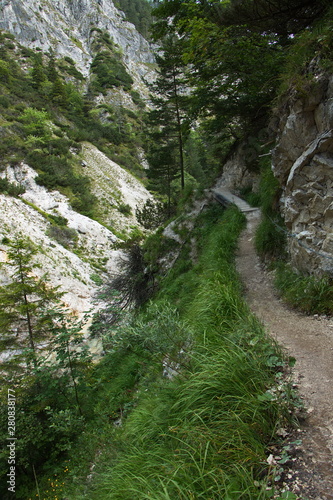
[0,143,153,314]
[0,0,155,89]
[213,141,260,194]
[272,72,333,275]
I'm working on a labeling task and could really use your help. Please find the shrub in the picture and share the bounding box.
[47,225,78,248]
[255,216,287,260]
[108,243,157,308]
[90,50,133,94]
[255,160,286,260]
[135,198,168,229]
[130,90,145,108]
[118,202,132,216]
[90,273,104,286]
[0,178,25,196]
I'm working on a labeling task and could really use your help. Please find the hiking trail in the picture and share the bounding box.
[235,207,333,500]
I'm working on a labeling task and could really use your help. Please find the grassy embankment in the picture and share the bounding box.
[56,204,299,500]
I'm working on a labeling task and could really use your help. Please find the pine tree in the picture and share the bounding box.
[31,54,46,90]
[145,34,190,202]
[47,50,58,82]
[51,77,67,107]
[0,237,63,369]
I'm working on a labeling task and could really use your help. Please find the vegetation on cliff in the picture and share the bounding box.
[0,206,301,499]
[0,30,146,219]
[1,1,333,498]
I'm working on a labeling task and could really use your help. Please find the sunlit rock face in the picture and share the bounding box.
[0,0,156,315]
[0,0,155,86]
[0,161,118,315]
[272,72,333,275]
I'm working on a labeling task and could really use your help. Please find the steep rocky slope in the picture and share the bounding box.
[0,0,155,316]
[0,143,152,314]
[0,0,155,91]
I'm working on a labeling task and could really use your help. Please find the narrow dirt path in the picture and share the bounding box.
[235,209,333,500]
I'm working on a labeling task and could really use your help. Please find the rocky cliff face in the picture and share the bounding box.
[0,0,155,316]
[0,143,152,315]
[214,66,333,277]
[0,0,155,90]
[272,70,333,276]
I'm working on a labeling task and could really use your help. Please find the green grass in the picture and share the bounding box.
[69,205,298,500]
[253,159,287,261]
[274,262,333,315]
[9,205,300,499]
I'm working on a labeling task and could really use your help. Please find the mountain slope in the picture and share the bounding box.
[0,0,156,314]
[0,0,155,86]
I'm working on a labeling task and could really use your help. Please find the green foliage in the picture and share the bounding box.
[274,263,333,315]
[1,207,302,499]
[58,57,85,81]
[118,202,132,216]
[81,205,297,500]
[12,106,96,214]
[152,0,284,143]
[90,273,104,286]
[277,5,333,97]
[130,89,145,108]
[142,227,179,271]
[107,243,157,309]
[0,33,144,219]
[104,301,192,372]
[115,0,154,39]
[0,235,92,498]
[239,186,261,207]
[0,236,63,369]
[19,106,51,137]
[208,0,330,40]
[46,224,79,249]
[135,198,168,229]
[254,161,287,260]
[145,35,190,197]
[255,217,287,260]
[0,58,12,84]
[90,49,133,94]
[0,177,25,196]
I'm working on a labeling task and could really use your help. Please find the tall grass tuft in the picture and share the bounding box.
[71,205,298,500]
[274,262,333,314]
[254,159,287,261]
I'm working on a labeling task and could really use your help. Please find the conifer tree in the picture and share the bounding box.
[145,35,190,203]
[51,77,67,107]
[31,54,46,90]
[47,50,58,82]
[0,237,63,369]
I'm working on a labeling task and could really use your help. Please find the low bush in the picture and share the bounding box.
[47,224,78,248]
[254,159,287,261]
[255,216,287,260]
[0,178,25,196]
[136,198,168,229]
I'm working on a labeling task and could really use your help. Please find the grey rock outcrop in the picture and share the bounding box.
[272,72,333,275]
[213,141,260,193]
[0,0,155,89]
[0,145,152,314]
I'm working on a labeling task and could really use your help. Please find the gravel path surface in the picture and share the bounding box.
[236,209,333,500]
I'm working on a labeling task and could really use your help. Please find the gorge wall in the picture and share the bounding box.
[215,65,333,277]
[272,68,333,276]
[0,0,155,315]
[0,0,155,88]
